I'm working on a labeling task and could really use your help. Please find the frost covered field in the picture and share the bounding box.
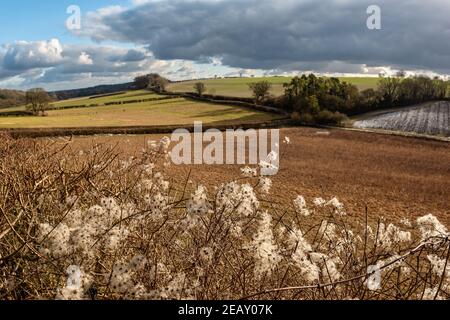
[353,101,450,137]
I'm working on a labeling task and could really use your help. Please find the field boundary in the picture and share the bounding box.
[3,119,449,142]
[327,125,450,142]
[0,110,34,117]
[1,90,287,117]
[88,91,127,99]
[349,101,442,121]
[2,119,294,138]
[39,96,177,112]
[160,91,289,116]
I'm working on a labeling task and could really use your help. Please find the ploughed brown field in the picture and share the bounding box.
[64,127,450,226]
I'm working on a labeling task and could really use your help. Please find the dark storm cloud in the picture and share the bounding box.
[107,49,150,62]
[77,0,450,74]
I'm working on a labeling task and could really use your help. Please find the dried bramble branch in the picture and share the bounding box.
[241,236,449,300]
[0,133,448,300]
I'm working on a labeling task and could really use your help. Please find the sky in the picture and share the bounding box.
[0,0,449,90]
[0,0,123,43]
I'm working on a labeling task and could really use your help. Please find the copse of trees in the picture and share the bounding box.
[25,88,52,116]
[134,75,151,89]
[283,74,359,112]
[271,74,449,124]
[153,75,169,93]
[275,74,354,125]
[133,74,169,93]
[359,75,449,111]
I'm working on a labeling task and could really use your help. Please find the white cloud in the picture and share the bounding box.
[1,38,63,71]
[77,52,93,65]
[97,5,127,16]
[131,0,153,6]
[0,38,237,90]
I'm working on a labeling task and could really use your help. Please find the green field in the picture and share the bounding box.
[0,77,380,129]
[168,76,380,98]
[0,90,282,128]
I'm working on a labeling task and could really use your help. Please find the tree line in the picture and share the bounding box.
[374,76,448,107]
[0,89,27,109]
[247,74,449,125]
[133,73,448,126]
[3,72,446,122]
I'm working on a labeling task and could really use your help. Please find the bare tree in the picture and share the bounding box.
[26,88,51,116]
[148,74,169,93]
[194,82,206,96]
[378,77,402,104]
[248,80,272,104]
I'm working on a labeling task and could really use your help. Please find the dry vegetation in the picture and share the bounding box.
[1,128,449,300]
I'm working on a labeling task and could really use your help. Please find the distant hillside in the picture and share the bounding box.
[0,82,136,108]
[167,76,380,98]
[51,82,134,101]
[0,89,26,109]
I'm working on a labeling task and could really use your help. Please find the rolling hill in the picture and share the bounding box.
[0,90,282,129]
[167,76,380,98]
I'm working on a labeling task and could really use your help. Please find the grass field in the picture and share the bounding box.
[0,90,168,113]
[68,127,450,226]
[52,90,162,108]
[0,90,282,128]
[168,76,380,97]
